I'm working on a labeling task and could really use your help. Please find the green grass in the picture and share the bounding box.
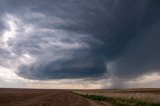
[70,91,160,106]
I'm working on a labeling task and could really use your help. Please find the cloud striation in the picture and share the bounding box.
[0,0,160,88]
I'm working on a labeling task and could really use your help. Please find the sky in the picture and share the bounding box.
[0,0,160,89]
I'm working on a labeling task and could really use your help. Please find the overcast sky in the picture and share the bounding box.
[0,0,160,89]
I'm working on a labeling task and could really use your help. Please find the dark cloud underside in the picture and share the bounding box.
[0,0,160,81]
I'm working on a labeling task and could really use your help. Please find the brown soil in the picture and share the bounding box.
[0,88,112,106]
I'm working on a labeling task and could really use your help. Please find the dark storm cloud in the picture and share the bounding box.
[0,16,5,36]
[112,22,160,79]
[18,54,106,80]
[0,0,160,82]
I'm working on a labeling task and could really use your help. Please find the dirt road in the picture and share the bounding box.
[0,89,112,106]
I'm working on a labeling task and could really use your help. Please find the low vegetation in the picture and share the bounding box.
[71,89,160,106]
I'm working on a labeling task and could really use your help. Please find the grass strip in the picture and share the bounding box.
[70,91,160,106]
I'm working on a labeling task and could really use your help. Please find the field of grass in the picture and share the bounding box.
[71,88,160,106]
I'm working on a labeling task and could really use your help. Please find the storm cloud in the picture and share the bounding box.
[0,0,160,86]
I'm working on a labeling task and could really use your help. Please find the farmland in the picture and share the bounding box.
[72,88,160,106]
[0,88,159,106]
[0,88,111,106]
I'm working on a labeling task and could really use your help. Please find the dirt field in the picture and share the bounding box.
[0,88,112,106]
